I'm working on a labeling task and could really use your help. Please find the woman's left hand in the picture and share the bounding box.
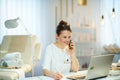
[67,41,75,56]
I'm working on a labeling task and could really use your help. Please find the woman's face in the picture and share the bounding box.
[56,30,72,46]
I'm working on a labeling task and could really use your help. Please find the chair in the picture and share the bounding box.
[0,35,42,80]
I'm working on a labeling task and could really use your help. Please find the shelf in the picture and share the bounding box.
[72,25,96,57]
[73,27,96,33]
[75,40,95,45]
[73,33,96,43]
[72,25,96,70]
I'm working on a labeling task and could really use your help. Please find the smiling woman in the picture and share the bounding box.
[43,20,80,80]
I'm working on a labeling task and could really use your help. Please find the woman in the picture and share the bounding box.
[43,20,79,80]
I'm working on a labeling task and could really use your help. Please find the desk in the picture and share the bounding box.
[19,70,120,80]
[18,75,120,80]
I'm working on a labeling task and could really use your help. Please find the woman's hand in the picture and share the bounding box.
[68,40,75,56]
[43,69,63,80]
[54,72,63,80]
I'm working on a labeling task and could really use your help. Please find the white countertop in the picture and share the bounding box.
[19,70,120,80]
[18,76,120,80]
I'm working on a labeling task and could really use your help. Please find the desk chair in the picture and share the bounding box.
[0,35,42,80]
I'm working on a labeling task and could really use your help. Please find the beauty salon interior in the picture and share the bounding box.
[0,0,120,80]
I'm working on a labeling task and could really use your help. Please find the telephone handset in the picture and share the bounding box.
[69,40,73,49]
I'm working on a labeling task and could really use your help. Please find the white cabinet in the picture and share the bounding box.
[72,26,96,70]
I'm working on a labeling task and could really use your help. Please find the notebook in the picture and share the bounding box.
[66,54,114,80]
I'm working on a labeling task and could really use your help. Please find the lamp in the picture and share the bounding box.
[100,0,105,25]
[4,17,34,76]
[112,0,115,18]
[4,17,31,34]
[5,17,19,29]
[78,0,87,6]
[101,15,104,25]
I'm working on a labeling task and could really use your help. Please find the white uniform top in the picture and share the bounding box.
[43,43,71,74]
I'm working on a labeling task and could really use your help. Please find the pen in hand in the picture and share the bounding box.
[54,72,63,80]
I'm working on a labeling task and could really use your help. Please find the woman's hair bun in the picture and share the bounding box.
[56,20,72,36]
[59,20,67,25]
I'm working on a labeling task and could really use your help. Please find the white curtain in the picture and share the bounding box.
[0,0,55,76]
[0,0,55,41]
[100,0,120,47]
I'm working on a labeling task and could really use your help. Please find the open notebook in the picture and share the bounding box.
[66,54,114,80]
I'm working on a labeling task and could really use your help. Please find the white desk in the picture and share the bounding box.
[96,76,120,80]
[19,70,120,80]
[18,76,120,80]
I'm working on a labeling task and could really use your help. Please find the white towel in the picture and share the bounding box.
[4,52,21,60]
[2,59,24,68]
[0,52,24,68]
[0,68,25,79]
